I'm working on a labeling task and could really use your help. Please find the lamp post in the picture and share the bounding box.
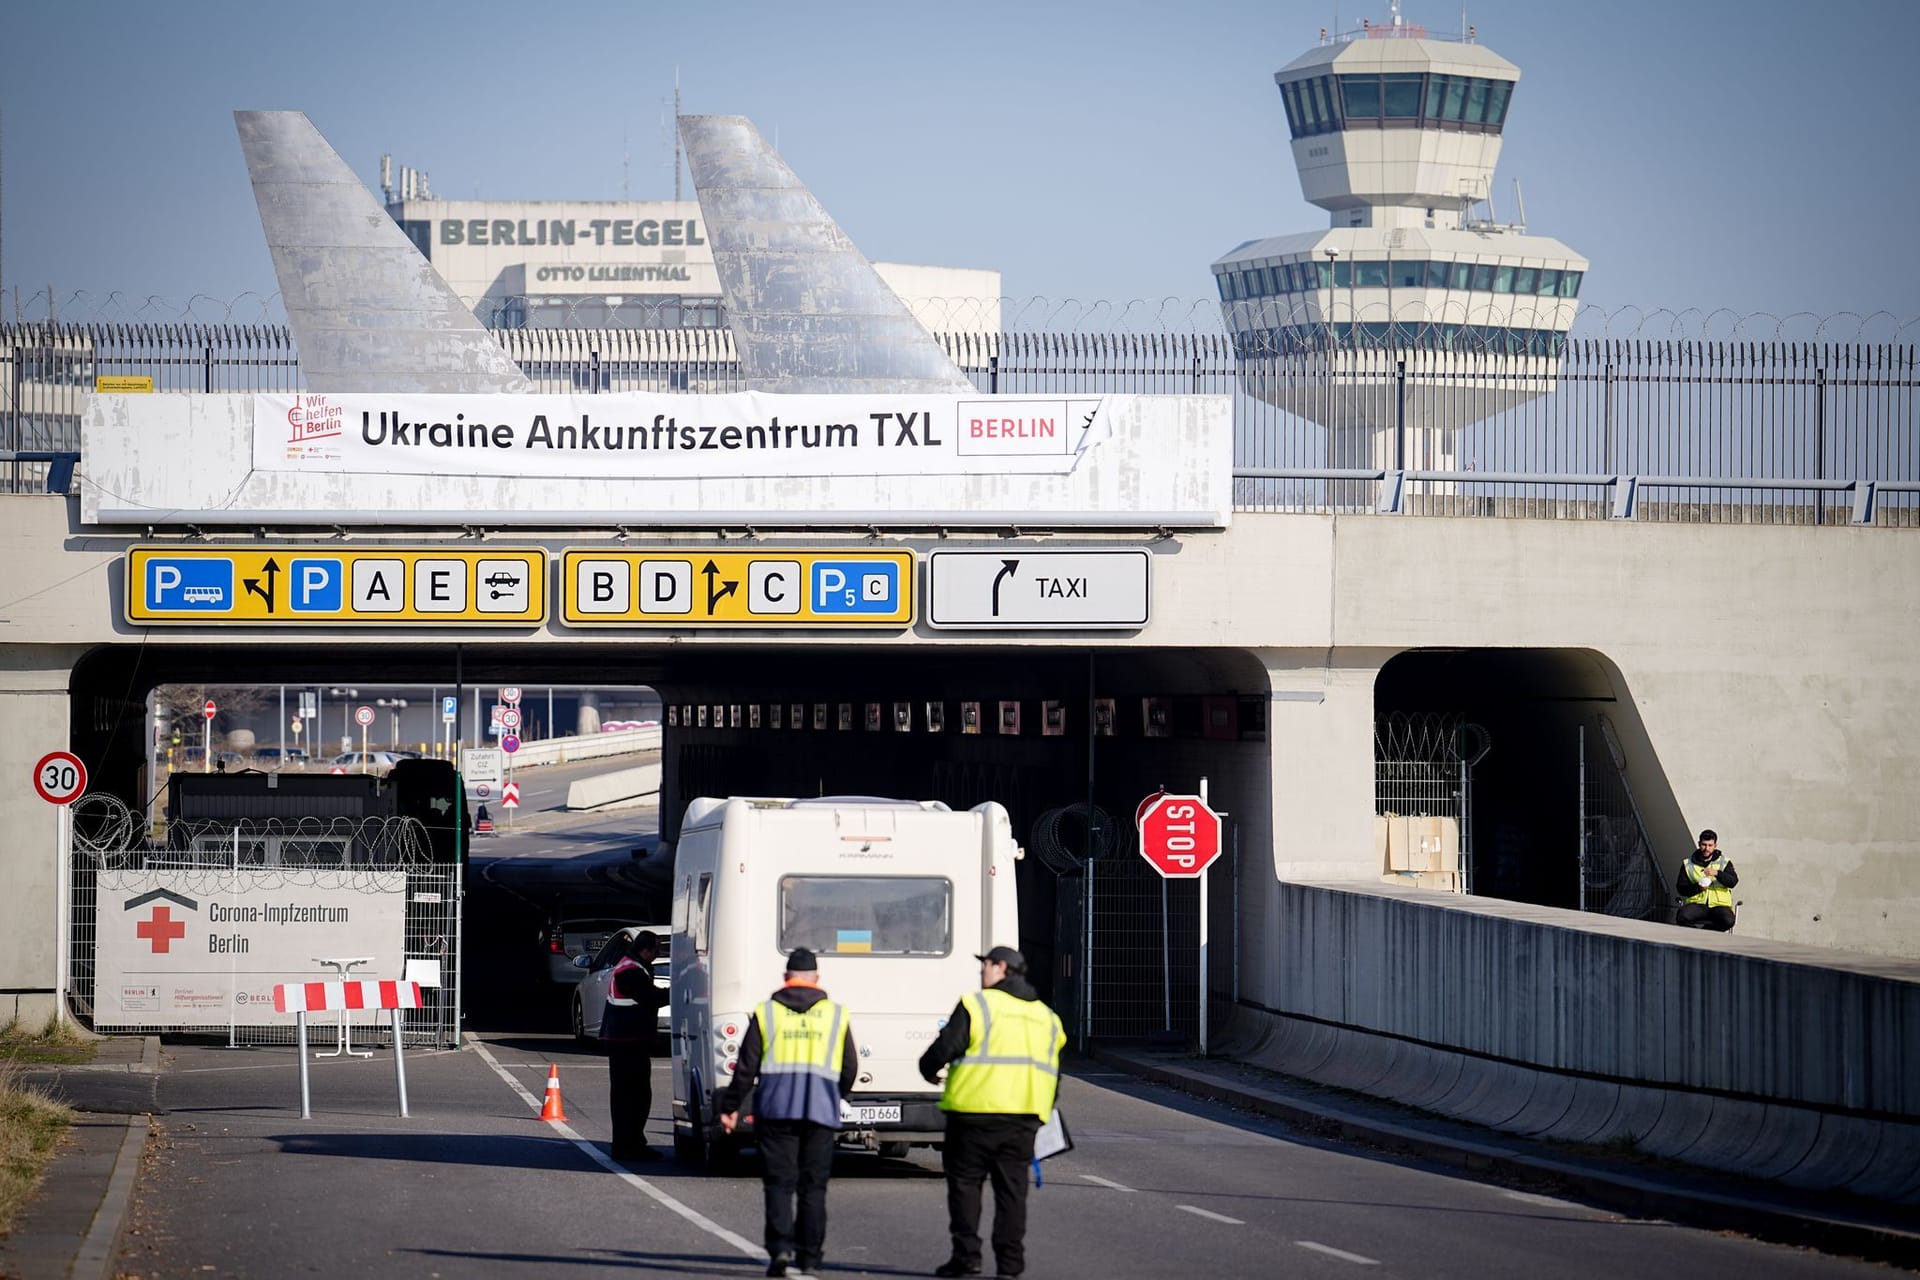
[328,687,359,756]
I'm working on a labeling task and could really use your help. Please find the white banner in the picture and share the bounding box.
[256,392,1111,480]
[93,869,407,1027]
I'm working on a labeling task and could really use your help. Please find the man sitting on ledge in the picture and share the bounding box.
[1675,828,1739,932]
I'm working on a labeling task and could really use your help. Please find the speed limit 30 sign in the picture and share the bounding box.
[34,751,88,805]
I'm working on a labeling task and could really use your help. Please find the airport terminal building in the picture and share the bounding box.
[384,195,1000,335]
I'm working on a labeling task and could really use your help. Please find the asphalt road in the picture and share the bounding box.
[112,1029,1888,1280]
[104,763,1897,1278]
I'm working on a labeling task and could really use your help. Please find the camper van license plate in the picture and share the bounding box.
[841,1103,902,1125]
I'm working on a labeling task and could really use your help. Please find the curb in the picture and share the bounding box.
[72,1113,148,1280]
[1093,1048,1920,1270]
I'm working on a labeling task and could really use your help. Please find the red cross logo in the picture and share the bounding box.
[136,906,188,954]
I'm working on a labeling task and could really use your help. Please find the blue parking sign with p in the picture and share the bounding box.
[147,558,233,612]
[812,560,899,614]
[288,558,343,612]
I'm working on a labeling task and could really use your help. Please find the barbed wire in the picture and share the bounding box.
[4,285,1917,342]
[1029,802,1121,875]
[74,809,440,876]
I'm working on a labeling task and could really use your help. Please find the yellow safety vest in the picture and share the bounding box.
[756,997,848,1128]
[1681,855,1734,909]
[940,988,1065,1122]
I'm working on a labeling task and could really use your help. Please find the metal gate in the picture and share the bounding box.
[65,795,462,1047]
[1032,803,1237,1045]
[1577,720,1669,921]
[1375,712,1489,892]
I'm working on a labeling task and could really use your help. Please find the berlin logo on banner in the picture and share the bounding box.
[252,392,1111,481]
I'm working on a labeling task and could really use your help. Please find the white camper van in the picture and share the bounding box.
[668,795,1021,1170]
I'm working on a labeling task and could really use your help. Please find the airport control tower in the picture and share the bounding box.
[1214,5,1588,486]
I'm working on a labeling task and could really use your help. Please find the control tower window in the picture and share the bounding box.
[1282,81,1305,136]
[1311,76,1337,128]
[1512,266,1539,295]
[1537,268,1562,296]
[1382,74,1423,119]
[1492,265,1516,293]
[1464,79,1491,124]
[1559,269,1584,298]
[1425,261,1451,289]
[1355,261,1389,288]
[1341,76,1383,121]
[1485,81,1513,126]
[1393,261,1425,289]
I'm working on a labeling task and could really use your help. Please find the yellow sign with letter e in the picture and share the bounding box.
[126,546,548,626]
[561,548,913,628]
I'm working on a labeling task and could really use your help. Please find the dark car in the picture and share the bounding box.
[543,916,649,986]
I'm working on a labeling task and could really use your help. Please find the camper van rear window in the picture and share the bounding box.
[778,876,953,958]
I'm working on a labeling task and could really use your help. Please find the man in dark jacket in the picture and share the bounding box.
[600,930,668,1161]
[919,946,1065,1280]
[717,949,858,1279]
[1675,829,1740,931]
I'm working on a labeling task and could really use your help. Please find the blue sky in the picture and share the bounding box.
[2,0,1915,324]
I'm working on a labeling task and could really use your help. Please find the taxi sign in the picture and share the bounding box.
[561,548,913,628]
[126,546,548,626]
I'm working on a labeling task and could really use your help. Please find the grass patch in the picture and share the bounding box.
[0,1058,73,1235]
[0,1015,96,1067]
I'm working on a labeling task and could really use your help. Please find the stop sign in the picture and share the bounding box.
[1137,793,1223,879]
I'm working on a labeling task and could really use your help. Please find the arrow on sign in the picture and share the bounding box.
[702,560,739,613]
[243,557,280,612]
[991,559,1019,618]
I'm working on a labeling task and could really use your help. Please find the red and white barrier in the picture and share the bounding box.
[272,980,423,1014]
[271,979,422,1119]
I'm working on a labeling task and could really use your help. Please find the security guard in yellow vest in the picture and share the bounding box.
[1675,828,1740,931]
[919,946,1065,1280]
[717,949,857,1279]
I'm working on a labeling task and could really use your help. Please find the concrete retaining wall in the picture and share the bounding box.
[507,725,659,768]
[566,763,662,811]
[1241,881,1920,1199]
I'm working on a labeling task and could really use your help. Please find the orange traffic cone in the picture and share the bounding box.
[538,1063,568,1122]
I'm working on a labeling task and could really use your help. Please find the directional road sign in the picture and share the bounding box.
[501,781,522,809]
[1137,793,1223,879]
[126,546,547,626]
[562,548,913,628]
[928,549,1150,629]
[461,747,505,791]
[34,751,88,805]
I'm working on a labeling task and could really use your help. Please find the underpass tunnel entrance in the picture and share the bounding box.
[64,639,1274,1044]
[1374,647,1684,920]
[644,642,1274,1042]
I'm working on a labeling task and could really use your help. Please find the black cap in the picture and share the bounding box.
[786,947,819,973]
[975,946,1026,974]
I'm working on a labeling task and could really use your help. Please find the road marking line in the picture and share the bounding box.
[1296,1241,1379,1265]
[467,1033,763,1260]
[1079,1174,1137,1192]
[1176,1205,1244,1225]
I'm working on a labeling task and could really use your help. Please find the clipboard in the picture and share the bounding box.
[1033,1108,1073,1161]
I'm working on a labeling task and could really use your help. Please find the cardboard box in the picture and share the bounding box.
[1381,869,1462,893]
[1383,813,1460,872]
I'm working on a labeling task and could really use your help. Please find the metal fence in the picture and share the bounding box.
[66,799,461,1047]
[5,323,1916,525]
[1375,713,1486,893]
[1577,721,1669,922]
